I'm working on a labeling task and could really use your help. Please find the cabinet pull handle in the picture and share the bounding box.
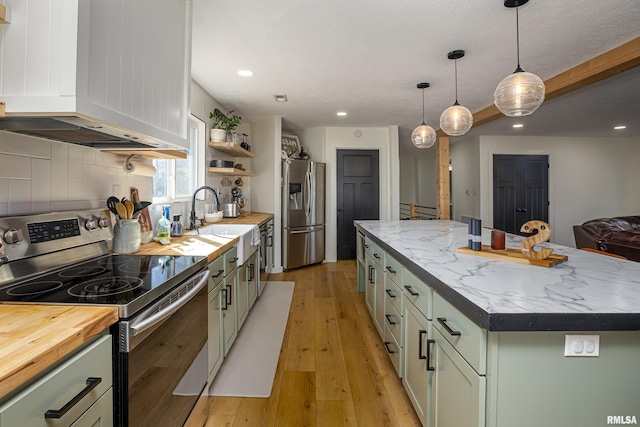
[384,341,396,354]
[248,263,254,281]
[226,284,233,305]
[212,269,224,278]
[386,266,396,274]
[373,253,381,259]
[418,330,427,360]
[385,289,396,299]
[385,314,396,325]
[44,377,102,418]
[364,244,370,249]
[437,317,461,336]
[426,339,435,371]
[404,285,419,296]
[228,257,238,264]
[221,288,228,310]
[368,265,374,283]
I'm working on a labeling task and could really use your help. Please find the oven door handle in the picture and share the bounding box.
[129,270,210,337]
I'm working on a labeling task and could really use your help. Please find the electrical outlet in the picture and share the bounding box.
[564,334,600,357]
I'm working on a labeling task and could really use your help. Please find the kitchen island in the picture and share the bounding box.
[355,220,640,427]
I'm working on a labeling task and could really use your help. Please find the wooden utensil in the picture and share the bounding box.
[115,202,127,220]
[124,199,134,219]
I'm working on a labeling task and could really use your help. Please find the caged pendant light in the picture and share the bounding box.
[440,50,473,136]
[494,0,545,117]
[411,83,436,148]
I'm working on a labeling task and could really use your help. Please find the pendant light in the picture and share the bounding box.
[411,83,436,149]
[440,50,473,136]
[494,0,545,117]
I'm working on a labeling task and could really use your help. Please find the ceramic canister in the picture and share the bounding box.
[113,219,141,253]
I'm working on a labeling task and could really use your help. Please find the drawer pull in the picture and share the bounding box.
[437,317,461,336]
[385,314,397,325]
[386,266,396,274]
[212,269,224,278]
[44,377,102,419]
[385,289,396,299]
[426,339,435,371]
[404,285,419,297]
[228,257,238,264]
[418,330,427,360]
[373,253,381,259]
[384,341,396,354]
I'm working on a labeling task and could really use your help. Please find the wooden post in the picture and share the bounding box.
[410,203,418,220]
[436,135,450,220]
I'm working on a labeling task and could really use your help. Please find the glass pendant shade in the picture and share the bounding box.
[411,123,436,148]
[494,70,545,116]
[440,103,473,136]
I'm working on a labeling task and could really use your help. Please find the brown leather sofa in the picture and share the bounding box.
[573,216,640,261]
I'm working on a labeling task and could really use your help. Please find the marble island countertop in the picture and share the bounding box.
[356,220,640,331]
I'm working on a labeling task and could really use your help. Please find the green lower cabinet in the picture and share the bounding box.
[432,327,485,427]
[485,331,640,427]
[403,299,432,426]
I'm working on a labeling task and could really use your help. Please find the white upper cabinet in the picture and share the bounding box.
[0,0,192,150]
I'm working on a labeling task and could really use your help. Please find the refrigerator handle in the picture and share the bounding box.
[305,170,312,217]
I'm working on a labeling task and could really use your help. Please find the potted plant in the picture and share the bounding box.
[209,109,242,142]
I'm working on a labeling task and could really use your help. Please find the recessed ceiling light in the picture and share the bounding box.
[512,123,524,128]
[337,112,347,116]
[238,70,254,77]
[614,125,627,130]
[273,94,288,102]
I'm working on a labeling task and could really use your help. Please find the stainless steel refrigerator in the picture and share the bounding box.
[282,159,326,270]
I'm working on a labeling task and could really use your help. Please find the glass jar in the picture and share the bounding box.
[113,219,141,253]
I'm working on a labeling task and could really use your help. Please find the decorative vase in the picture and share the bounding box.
[210,128,226,142]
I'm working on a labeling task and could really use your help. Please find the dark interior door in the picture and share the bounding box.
[337,150,379,259]
[493,154,548,235]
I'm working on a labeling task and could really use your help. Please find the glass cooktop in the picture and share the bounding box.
[0,253,206,318]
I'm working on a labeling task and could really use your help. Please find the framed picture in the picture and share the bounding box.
[281,134,301,158]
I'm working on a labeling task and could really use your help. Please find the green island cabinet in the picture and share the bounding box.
[356,223,640,427]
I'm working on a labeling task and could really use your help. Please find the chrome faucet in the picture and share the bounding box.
[189,186,220,233]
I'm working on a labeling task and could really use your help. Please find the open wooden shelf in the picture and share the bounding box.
[208,167,254,177]
[208,141,254,158]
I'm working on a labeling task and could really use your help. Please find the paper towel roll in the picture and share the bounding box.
[123,161,157,176]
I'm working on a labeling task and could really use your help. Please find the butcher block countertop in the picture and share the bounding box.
[136,234,239,262]
[0,305,118,400]
[135,212,273,262]
[212,211,273,227]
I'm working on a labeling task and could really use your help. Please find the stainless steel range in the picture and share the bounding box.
[0,209,209,427]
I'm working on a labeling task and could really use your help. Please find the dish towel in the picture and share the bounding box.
[251,225,260,246]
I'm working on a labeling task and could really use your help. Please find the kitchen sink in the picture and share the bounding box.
[188,224,259,265]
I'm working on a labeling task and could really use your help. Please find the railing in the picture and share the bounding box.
[399,203,437,220]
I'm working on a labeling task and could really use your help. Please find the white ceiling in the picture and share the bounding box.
[191,0,640,145]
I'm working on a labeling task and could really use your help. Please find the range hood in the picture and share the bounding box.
[0,0,192,152]
[0,116,174,150]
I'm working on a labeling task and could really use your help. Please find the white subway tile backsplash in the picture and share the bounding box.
[8,179,31,214]
[0,179,7,203]
[0,133,52,158]
[68,145,84,182]
[31,158,52,205]
[0,133,153,215]
[0,154,31,179]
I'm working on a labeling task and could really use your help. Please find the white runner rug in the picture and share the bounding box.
[208,281,295,398]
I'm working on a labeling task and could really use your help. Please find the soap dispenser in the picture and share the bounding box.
[156,205,171,242]
[171,215,183,237]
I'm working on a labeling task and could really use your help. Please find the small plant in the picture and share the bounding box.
[209,110,242,132]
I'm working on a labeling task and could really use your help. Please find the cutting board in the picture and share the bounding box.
[456,245,568,268]
[131,187,152,233]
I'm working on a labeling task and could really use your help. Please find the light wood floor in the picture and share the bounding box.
[204,261,421,427]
